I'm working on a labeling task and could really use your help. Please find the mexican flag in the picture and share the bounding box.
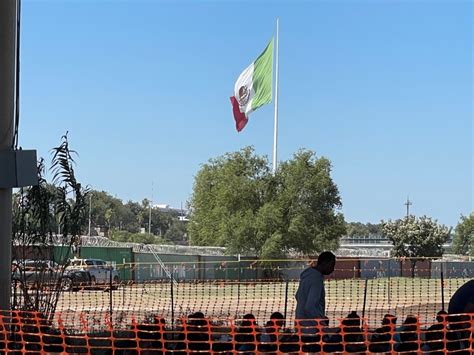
[230,38,274,132]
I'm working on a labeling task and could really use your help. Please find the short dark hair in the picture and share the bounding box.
[270,312,284,320]
[317,251,336,265]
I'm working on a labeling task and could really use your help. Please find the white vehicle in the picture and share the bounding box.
[68,258,120,286]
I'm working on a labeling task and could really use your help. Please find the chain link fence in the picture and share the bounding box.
[11,258,470,330]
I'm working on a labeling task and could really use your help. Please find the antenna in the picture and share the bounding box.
[404,196,412,217]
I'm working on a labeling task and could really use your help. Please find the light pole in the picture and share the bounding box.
[148,181,153,235]
[88,193,92,236]
[148,202,151,235]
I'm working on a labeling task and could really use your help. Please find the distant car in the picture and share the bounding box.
[68,258,120,286]
[12,259,91,291]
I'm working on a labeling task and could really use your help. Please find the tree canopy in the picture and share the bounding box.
[85,192,186,243]
[188,147,346,258]
[452,213,474,256]
[345,222,383,238]
[13,162,188,247]
[382,215,450,259]
[382,215,451,277]
[109,231,168,245]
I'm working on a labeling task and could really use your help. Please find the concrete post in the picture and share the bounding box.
[0,0,17,311]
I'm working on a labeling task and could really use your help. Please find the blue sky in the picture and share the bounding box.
[21,0,472,227]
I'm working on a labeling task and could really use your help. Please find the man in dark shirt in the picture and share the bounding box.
[448,279,474,314]
[295,252,336,320]
[447,279,473,352]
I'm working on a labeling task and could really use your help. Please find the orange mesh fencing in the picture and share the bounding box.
[0,310,471,353]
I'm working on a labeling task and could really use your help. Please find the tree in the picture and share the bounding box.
[86,191,134,233]
[122,201,142,232]
[382,215,451,277]
[109,230,168,244]
[188,147,271,254]
[85,192,179,237]
[274,149,345,256]
[345,222,383,238]
[452,213,474,256]
[137,199,175,236]
[164,221,188,245]
[188,147,345,257]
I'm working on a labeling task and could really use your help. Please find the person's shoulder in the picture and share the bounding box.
[465,279,474,298]
[457,279,474,295]
[313,269,324,280]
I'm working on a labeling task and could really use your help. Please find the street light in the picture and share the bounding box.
[88,192,92,236]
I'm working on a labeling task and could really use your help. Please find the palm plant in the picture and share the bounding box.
[12,133,89,320]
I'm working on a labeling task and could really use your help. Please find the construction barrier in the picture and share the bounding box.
[0,310,471,353]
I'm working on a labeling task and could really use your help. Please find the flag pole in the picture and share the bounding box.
[272,18,279,173]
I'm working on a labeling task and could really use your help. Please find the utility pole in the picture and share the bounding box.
[88,193,92,236]
[148,181,153,235]
[0,0,17,311]
[404,196,412,217]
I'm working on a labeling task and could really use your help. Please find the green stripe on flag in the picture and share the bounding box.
[251,38,274,111]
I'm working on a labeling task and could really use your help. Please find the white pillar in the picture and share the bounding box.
[0,0,18,311]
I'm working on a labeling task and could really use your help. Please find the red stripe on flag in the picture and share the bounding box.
[230,96,248,132]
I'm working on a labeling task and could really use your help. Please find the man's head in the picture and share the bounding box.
[269,312,285,328]
[315,251,336,275]
[436,310,447,323]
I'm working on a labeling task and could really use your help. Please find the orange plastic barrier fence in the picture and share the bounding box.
[0,310,471,354]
